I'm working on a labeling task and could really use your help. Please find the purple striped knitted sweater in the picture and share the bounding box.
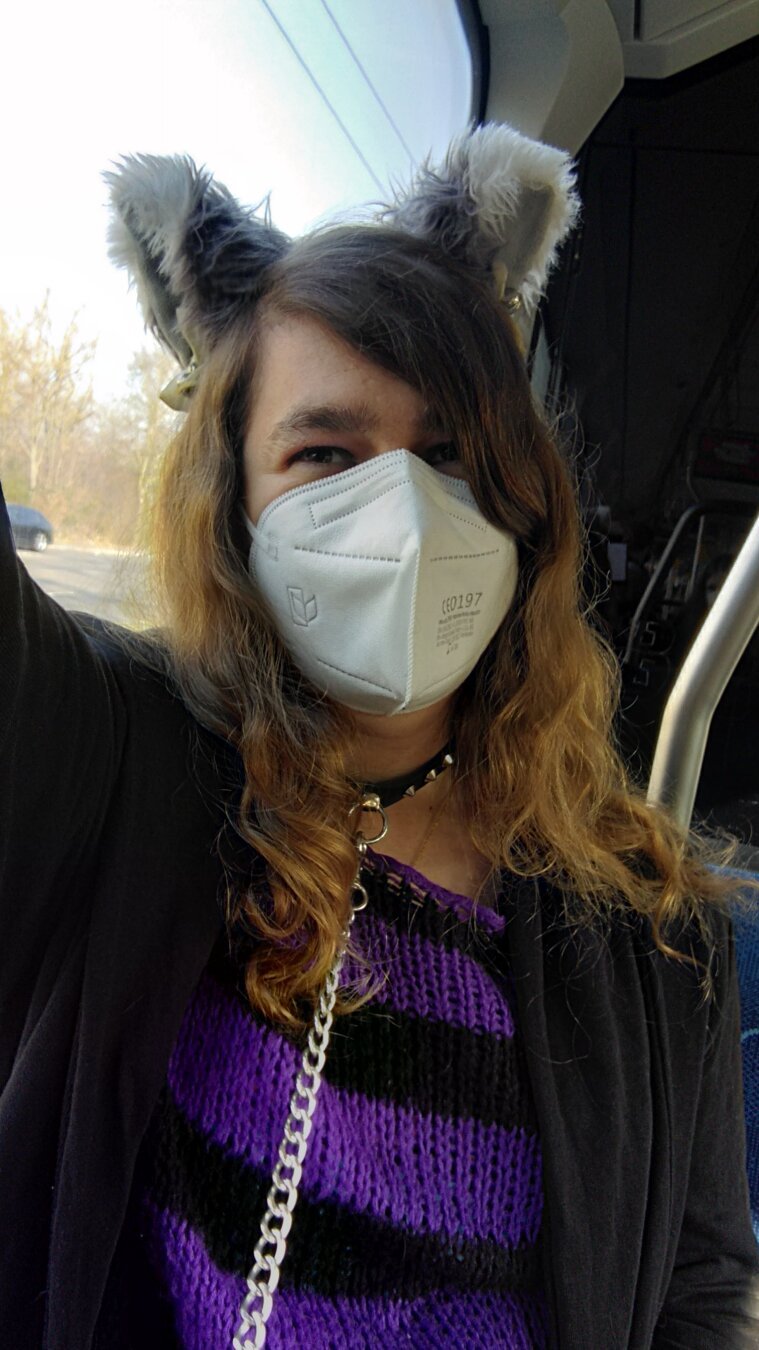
[130,853,547,1347]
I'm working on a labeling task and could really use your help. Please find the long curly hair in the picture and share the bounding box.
[136,225,730,1028]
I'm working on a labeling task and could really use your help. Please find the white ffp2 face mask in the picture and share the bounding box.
[242,449,519,716]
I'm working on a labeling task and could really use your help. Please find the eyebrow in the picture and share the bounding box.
[264,400,443,452]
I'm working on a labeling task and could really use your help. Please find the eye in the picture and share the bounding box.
[423,442,463,473]
[289,446,355,468]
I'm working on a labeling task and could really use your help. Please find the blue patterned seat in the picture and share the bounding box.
[732,875,759,1242]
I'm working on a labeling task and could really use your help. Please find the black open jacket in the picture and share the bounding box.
[1,486,758,1349]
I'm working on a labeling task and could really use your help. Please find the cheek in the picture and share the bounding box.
[244,473,281,526]
[242,431,280,525]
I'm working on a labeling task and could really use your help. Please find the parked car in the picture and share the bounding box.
[7,504,54,552]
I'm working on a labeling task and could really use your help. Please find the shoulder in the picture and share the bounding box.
[68,611,197,732]
[609,894,742,1075]
[534,876,738,1040]
[69,611,240,792]
[69,611,173,689]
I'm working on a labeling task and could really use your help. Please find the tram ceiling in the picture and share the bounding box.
[474,0,759,150]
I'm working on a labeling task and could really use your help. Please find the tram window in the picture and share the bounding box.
[0,0,474,602]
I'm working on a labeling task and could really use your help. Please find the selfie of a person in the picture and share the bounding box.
[2,4,759,1348]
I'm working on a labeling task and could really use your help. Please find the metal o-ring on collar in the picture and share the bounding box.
[351,793,389,911]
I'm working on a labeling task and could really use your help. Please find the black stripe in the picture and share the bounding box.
[321,1002,538,1132]
[208,953,537,1132]
[210,937,536,1132]
[139,1089,542,1299]
[361,861,509,978]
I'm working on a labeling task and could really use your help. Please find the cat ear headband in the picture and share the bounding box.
[105,123,580,411]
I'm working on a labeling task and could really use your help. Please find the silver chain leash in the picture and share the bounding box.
[232,795,388,1350]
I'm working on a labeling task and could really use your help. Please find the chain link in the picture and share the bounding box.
[232,797,387,1349]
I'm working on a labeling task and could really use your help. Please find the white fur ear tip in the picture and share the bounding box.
[460,122,577,181]
[462,122,580,228]
[385,120,580,305]
[105,215,137,276]
[104,154,201,241]
[457,123,580,304]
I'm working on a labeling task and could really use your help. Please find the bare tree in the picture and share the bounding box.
[0,303,181,547]
[0,295,95,497]
[120,346,178,525]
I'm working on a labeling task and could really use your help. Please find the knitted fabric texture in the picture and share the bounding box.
[131,854,547,1348]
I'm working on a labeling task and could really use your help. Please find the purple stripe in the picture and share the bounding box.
[167,978,542,1246]
[346,906,515,1038]
[303,1086,542,1246]
[367,849,507,935]
[139,1197,547,1350]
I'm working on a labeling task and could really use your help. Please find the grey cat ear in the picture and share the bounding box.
[104,154,289,402]
[382,123,580,313]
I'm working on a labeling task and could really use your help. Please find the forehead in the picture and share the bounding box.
[247,313,429,437]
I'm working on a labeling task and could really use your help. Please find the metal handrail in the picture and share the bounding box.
[647,512,759,828]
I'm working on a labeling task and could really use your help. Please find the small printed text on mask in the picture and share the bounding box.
[441,591,483,615]
[437,592,484,655]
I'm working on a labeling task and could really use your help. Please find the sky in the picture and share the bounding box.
[0,0,472,401]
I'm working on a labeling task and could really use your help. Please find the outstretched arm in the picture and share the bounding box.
[0,484,126,1057]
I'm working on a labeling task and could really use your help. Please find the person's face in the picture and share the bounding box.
[243,314,464,524]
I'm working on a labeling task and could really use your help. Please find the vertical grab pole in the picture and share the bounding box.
[647,513,759,829]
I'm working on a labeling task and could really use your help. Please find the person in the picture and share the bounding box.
[1,123,757,1350]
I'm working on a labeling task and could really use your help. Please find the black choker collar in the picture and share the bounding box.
[362,742,454,808]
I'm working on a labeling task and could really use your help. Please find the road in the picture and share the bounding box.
[18,544,146,625]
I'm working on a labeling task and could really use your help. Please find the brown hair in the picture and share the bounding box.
[136,225,731,1028]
